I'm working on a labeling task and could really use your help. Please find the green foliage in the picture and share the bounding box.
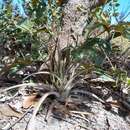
[111,68,128,87]
[0,13,41,60]
[0,0,129,94]
[71,38,111,66]
[127,78,130,86]
[0,0,62,75]
[84,0,130,41]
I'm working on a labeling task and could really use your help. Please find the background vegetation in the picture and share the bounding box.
[0,0,130,130]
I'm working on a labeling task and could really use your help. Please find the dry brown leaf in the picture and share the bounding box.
[22,94,39,109]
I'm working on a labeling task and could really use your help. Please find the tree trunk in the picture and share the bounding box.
[57,0,106,49]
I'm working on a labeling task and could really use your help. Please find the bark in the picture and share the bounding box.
[57,0,106,49]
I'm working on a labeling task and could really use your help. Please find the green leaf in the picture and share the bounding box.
[16,19,35,34]
[91,75,115,83]
[127,78,130,86]
[123,29,130,40]
[71,38,112,66]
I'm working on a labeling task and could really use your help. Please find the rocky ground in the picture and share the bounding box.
[0,83,130,130]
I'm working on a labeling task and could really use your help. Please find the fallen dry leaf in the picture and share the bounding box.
[22,94,39,109]
[0,103,22,118]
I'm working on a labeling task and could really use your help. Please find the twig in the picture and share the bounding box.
[52,114,89,130]
[101,47,115,70]
[71,113,89,122]
[44,100,57,122]
[70,110,93,116]
[106,116,110,130]
[2,106,32,130]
